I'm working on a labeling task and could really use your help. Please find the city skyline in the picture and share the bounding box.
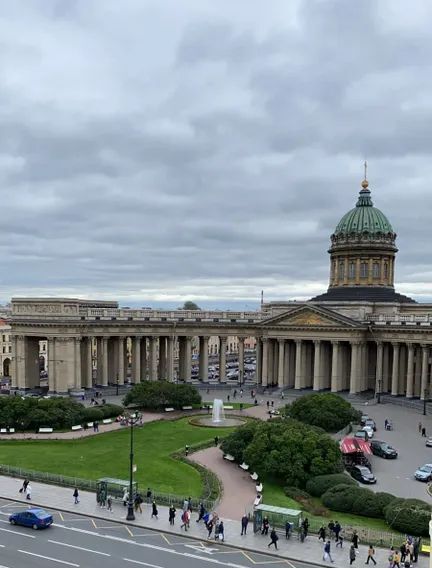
[1,1,432,306]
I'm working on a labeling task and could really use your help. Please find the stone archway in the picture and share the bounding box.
[2,358,10,377]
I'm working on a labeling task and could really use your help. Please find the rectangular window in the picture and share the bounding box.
[338,262,345,280]
[348,262,355,279]
[360,262,368,278]
[384,263,388,278]
[373,263,380,278]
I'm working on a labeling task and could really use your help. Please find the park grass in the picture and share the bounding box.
[0,418,234,497]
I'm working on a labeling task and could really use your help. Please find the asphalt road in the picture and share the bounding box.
[0,501,311,568]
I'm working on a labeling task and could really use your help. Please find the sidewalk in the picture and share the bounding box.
[0,475,425,568]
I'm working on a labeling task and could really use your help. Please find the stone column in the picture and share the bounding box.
[420,345,429,399]
[167,336,175,381]
[294,340,303,389]
[350,341,359,394]
[313,340,322,391]
[132,337,141,383]
[376,341,383,397]
[199,336,209,382]
[10,335,18,389]
[54,337,78,393]
[100,337,108,386]
[277,338,285,388]
[140,338,148,381]
[331,341,340,392]
[406,343,415,398]
[219,337,227,383]
[86,337,93,388]
[48,337,57,392]
[74,337,82,389]
[159,337,167,380]
[149,336,158,380]
[261,338,268,387]
[116,337,125,384]
[256,338,262,385]
[391,342,400,396]
[382,343,389,392]
[238,337,245,386]
[185,336,192,382]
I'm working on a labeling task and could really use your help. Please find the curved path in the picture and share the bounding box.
[189,445,257,519]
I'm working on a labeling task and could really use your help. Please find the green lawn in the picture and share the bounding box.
[0,418,234,497]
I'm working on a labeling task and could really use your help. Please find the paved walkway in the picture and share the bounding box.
[0,475,424,568]
[190,446,256,518]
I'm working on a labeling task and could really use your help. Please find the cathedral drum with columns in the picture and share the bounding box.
[9,176,432,398]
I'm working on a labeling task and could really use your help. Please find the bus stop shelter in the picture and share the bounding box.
[253,504,303,533]
[96,477,138,504]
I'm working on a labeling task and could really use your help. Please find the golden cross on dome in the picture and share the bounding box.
[364,160,367,180]
[361,160,369,189]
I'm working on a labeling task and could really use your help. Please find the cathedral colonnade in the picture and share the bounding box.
[11,331,432,399]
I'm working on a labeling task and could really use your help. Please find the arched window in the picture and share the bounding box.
[338,262,345,280]
[373,263,380,278]
[348,262,355,279]
[360,262,368,278]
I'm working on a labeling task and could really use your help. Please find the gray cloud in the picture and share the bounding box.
[0,0,432,306]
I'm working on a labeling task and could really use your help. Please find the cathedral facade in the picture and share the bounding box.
[10,177,432,398]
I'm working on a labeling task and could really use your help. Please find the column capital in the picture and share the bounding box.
[391,341,400,348]
[261,337,269,343]
[375,340,383,346]
[331,340,339,346]
[201,336,210,341]
[219,336,227,342]
[313,339,321,346]
[277,338,285,345]
[295,339,302,346]
[421,344,430,350]
[350,340,361,346]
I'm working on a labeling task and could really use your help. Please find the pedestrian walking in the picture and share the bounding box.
[151,500,158,519]
[134,493,143,514]
[285,520,292,539]
[413,538,421,563]
[268,528,279,549]
[350,544,357,565]
[180,509,190,531]
[107,495,113,512]
[261,516,269,535]
[408,541,414,563]
[393,551,401,568]
[19,479,29,494]
[206,518,214,538]
[183,498,189,512]
[400,543,407,563]
[302,517,309,538]
[73,487,79,504]
[26,484,32,500]
[421,427,426,437]
[418,421,422,433]
[318,525,326,542]
[197,502,205,523]
[122,487,129,507]
[328,520,335,539]
[241,514,249,535]
[336,533,344,548]
[323,540,334,563]
[146,488,152,504]
[388,547,395,568]
[168,505,176,526]
[334,521,341,542]
[352,530,359,552]
[217,520,224,542]
[366,544,377,565]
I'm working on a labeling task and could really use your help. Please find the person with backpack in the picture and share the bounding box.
[151,500,158,519]
[180,509,190,531]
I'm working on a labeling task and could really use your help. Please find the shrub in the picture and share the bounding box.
[384,498,431,536]
[321,484,363,512]
[243,418,343,487]
[284,393,361,432]
[82,408,104,422]
[284,486,311,500]
[123,381,201,410]
[306,473,356,497]
[99,403,123,418]
[220,421,259,463]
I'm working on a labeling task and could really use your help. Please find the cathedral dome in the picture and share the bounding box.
[333,181,394,238]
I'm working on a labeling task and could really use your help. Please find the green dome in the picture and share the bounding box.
[334,184,394,236]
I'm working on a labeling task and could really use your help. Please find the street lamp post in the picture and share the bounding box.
[423,388,429,417]
[126,412,141,521]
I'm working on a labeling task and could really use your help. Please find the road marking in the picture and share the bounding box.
[58,511,65,521]
[185,543,218,554]
[18,549,80,566]
[48,539,111,556]
[160,533,171,544]
[91,518,97,529]
[0,526,35,538]
[125,525,134,536]
[124,560,164,568]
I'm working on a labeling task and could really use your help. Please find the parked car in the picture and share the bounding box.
[9,508,53,529]
[414,464,432,482]
[365,419,377,431]
[426,438,432,448]
[362,425,374,439]
[370,440,398,459]
[360,414,369,426]
[349,465,377,484]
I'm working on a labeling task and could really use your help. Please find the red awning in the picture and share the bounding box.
[340,436,371,455]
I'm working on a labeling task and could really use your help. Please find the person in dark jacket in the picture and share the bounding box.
[241,514,249,535]
[350,544,356,565]
[268,528,279,549]
[261,516,269,535]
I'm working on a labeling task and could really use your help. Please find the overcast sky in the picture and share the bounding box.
[1,0,432,309]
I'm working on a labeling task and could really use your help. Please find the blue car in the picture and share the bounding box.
[9,508,53,529]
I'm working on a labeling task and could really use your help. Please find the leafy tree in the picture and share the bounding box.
[179,301,201,310]
[242,418,343,488]
[284,393,362,432]
[123,381,201,410]
[220,421,259,463]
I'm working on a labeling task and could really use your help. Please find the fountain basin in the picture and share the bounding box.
[192,416,246,428]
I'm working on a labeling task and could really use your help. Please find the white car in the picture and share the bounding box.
[362,425,374,439]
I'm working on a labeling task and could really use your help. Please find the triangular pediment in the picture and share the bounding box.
[260,304,360,328]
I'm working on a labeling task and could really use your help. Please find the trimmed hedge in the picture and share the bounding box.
[305,473,356,497]
[123,381,201,410]
[321,483,363,512]
[385,498,431,536]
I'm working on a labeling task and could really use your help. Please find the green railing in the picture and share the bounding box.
[0,463,215,512]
